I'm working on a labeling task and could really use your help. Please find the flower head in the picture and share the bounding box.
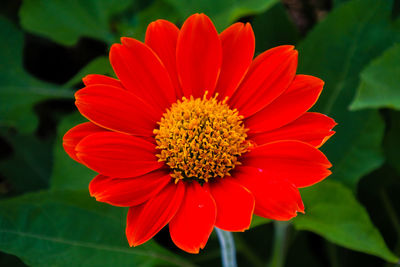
[63,13,336,253]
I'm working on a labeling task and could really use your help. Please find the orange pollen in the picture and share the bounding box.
[153,92,251,183]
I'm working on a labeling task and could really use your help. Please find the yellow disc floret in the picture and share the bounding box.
[154,93,251,183]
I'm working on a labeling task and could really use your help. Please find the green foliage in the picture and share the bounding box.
[63,56,114,88]
[252,2,300,52]
[0,17,72,133]
[295,180,398,263]
[117,0,181,41]
[19,0,132,45]
[351,44,400,110]
[0,132,53,194]
[164,0,278,31]
[51,113,95,191]
[297,0,396,187]
[0,190,193,267]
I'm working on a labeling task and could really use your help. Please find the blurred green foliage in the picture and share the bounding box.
[1,0,400,266]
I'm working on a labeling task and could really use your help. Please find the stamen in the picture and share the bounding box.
[154,93,251,183]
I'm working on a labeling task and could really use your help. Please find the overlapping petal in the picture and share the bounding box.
[82,74,123,88]
[235,166,304,221]
[76,132,162,178]
[176,13,222,98]
[246,75,324,133]
[242,140,331,188]
[110,38,176,113]
[126,182,185,247]
[250,112,336,148]
[63,13,335,254]
[89,170,171,207]
[75,84,159,136]
[210,179,254,231]
[63,122,107,162]
[215,22,255,99]
[145,19,182,98]
[169,182,216,253]
[229,45,298,118]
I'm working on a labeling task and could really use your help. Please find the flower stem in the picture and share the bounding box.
[268,221,290,267]
[215,228,237,267]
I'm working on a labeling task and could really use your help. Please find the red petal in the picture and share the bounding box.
[126,182,185,246]
[242,140,331,188]
[110,39,176,114]
[209,179,254,231]
[145,20,182,99]
[250,112,337,148]
[246,75,324,133]
[89,170,171,207]
[215,22,255,99]
[235,166,304,221]
[176,13,222,98]
[229,45,298,118]
[82,74,123,88]
[75,84,159,136]
[63,122,107,162]
[76,132,162,178]
[169,182,216,253]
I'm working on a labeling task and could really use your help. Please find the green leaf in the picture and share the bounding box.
[0,17,73,133]
[51,113,95,190]
[252,2,299,53]
[250,215,271,228]
[323,111,384,188]
[0,190,194,267]
[64,56,114,88]
[19,0,132,46]
[0,132,53,194]
[298,0,397,186]
[117,0,181,42]
[294,180,399,263]
[164,0,278,31]
[350,44,400,110]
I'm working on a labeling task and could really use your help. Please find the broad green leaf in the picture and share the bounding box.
[323,111,384,188]
[294,180,398,263]
[293,0,398,261]
[164,0,278,31]
[298,0,396,187]
[19,0,132,46]
[64,56,114,88]
[117,0,180,42]
[252,2,299,53]
[51,113,95,190]
[350,44,400,110]
[0,132,53,194]
[0,17,73,133]
[0,190,194,267]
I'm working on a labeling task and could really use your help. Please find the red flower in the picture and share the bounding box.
[63,14,336,253]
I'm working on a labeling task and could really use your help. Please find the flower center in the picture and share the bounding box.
[154,93,251,183]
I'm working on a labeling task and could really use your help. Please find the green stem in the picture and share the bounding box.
[215,228,237,267]
[268,221,290,267]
